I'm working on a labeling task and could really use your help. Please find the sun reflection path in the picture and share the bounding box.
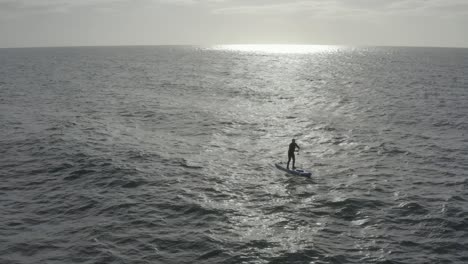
[212,44,343,54]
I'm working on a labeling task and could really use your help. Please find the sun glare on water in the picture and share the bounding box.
[213,44,341,54]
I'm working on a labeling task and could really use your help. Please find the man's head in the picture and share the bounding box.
[292,139,295,143]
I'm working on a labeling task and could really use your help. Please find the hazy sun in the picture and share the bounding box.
[213,44,341,54]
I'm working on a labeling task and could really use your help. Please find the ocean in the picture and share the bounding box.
[0,45,467,264]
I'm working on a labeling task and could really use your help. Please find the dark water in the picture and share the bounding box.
[0,45,467,264]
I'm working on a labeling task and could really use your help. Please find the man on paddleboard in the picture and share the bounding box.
[287,139,300,170]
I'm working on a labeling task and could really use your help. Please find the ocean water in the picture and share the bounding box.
[0,45,467,264]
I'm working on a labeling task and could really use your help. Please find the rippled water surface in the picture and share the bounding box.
[1,46,467,264]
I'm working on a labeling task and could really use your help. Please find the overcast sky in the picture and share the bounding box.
[0,0,467,48]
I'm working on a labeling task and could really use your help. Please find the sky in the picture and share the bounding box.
[0,0,467,48]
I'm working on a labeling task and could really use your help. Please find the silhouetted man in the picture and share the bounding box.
[287,139,300,170]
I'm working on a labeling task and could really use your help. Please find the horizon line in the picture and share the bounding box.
[1,43,467,50]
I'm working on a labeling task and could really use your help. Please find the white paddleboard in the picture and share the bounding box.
[275,163,312,177]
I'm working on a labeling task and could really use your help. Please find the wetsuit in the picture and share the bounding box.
[287,142,300,169]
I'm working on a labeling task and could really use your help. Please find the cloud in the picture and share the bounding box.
[212,0,381,19]
[0,0,128,16]
[0,0,121,8]
[0,0,234,21]
[0,0,225,8]
[1,0,467,20]
[387,0,468,15]
[212,0,468,18]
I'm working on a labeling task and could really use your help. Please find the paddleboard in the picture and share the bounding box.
[275,163,312,177]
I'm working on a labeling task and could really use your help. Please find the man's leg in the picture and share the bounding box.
[292,154,296,169]
[287,154,292,169]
